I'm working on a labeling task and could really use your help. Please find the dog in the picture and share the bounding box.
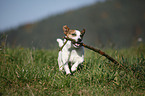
[57,25,85,75]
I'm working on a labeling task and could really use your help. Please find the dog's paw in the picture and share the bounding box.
[71,66,77,72]
[66,73,73,76]
[56,38,62,42]
[56,38,63,47]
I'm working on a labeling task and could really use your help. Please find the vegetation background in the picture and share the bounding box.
[0,0,145,95]
[1,0,145,49]
[0,45,145,95]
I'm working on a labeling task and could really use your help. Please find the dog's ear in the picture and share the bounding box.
[81,29,85,35]
[63,25,69,35]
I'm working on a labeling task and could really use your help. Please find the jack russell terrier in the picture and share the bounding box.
[57,25,85,75]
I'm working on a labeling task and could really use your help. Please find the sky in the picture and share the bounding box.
[0,0,105,31]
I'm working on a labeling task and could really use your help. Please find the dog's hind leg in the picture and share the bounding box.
[64,63,71,75]
[58,54,63,71]
[57,39,65,71]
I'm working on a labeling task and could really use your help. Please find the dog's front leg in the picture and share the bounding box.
[64,62,71,74]
[71,61,80,72]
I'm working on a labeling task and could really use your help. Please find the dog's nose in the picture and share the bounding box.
[78,38,82,42]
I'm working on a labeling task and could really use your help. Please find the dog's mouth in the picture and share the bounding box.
[72,42,82,48]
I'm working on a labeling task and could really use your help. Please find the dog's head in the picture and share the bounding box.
[63,25,85,48]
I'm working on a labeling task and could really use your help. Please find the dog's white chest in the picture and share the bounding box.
[69,48,84,62]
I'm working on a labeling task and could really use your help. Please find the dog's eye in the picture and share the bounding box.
[72,33,76,36]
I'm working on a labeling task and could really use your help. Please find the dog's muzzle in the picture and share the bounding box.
[72,40,82,48]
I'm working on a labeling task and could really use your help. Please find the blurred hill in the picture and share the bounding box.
[1,0,145,49]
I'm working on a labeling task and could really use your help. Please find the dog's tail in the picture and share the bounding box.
[56,38,63,47]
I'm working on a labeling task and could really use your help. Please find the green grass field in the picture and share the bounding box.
[0,45,145,96]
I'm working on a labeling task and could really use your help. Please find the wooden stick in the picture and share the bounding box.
[59,39,68,51]
[63,36,119,65]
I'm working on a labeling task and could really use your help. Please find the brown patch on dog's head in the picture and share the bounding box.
[66,30,76,38]
[63,25,86,39]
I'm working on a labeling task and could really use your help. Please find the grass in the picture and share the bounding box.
[0,45,145,96]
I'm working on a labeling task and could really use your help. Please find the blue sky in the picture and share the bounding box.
[0,0,105,31]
